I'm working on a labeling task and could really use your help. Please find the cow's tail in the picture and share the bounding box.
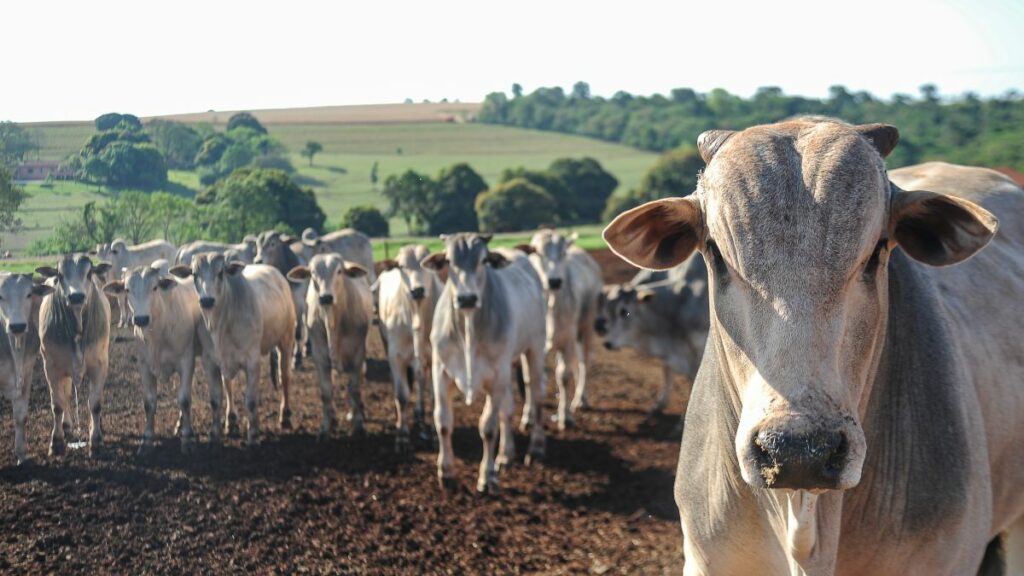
[269,349,280,390]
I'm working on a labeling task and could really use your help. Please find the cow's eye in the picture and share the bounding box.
[863,241,886,280]
[618,308,629,318]
[707,241,730,283]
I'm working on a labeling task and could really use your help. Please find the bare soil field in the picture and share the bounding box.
[0,251,687,575]
[154,102,482,126]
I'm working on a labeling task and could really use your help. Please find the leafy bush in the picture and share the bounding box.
[475,178,557,233]
[226,112,267,134]
[340,205,389,237]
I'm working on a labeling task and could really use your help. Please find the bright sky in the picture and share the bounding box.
[3,0,1022,122]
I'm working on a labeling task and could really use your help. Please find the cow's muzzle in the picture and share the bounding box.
[548,278,563,290]
[199,296,216,309]
[456,294,478,309]
[68,292,86,305]
[133,315,150,328]
[319,294,334,306]
[410,287,425,301]
[594,317,608,336]
[752,427,848,490]
[8,322,27,335]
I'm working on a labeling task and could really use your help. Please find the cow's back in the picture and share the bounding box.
[890,161,1024,533]
[323,229,375,284]
[490,249,546,354]
[243,265,296,354]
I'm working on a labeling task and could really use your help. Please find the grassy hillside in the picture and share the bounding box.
[6,109,656,254]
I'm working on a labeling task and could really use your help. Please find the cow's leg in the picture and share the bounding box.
[477,387,502,494]
[571,336,592,412]
[496,386,517,471]
[293,320,304,369]
[278,341,294,430]
[223,373,239,437]
[522,348,546,465]
[555,343,579,430]
[519,358,535,432]
[243,359,261,447]
[312,345,334,440]
[346,357,366,436]
[12,374,32,465]
[139,364,158,454]
[650,362,673,415]
[43,356,68,456]
[434,364,456,490]
[392,354,411,453]
[86,356,108,456]
[1007,515,1024,576]
[203,357,224,446]
[177,356,196,454]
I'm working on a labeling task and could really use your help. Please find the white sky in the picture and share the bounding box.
[3,0,1022,122]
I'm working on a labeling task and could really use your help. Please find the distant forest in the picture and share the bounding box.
[479,83,1024,171]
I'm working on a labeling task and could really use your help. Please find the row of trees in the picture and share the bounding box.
[480,83,1024,170]
[69,113,168,189]
[26,167,326,255]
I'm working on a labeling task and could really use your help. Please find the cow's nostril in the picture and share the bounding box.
[457,294,478,309]
[319,294,334,305]
[548,278,563,290]
[199,297,215,309]
[410,287,425,301]
[9,322,27,334]
[68,293,86,305]
[754,428,846,489]
[133,316,150,328]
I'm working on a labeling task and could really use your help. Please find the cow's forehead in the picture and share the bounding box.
[446,235,487,269]
[702,122,888,286]
[532,231,565,256]
[0,273,32,293]
[59,254,92,274]
[312,253,342,276]
[397,245,425,268]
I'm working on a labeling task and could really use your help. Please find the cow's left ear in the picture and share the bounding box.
[103,281,125,296]
[421,253,448,271]
[287,266,311,283]
[890,188,998,266]
[484,251,510,269]
[513,244,535,255]
[92,262,112,276]
[225,262,246,276]
[343,262,368,278]
[157,278,177,290]
[35,266,59,278]
[603,196,703,270]
[567,232,579,246]
[31,283,55,297]
[637,289,656,302]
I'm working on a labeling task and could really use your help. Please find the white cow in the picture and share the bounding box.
[103,265,220,453]
[170,253,296,445]
[0,273,53,464]
[519,230,602,429]
[174,236,257,266]
[36,254,112,457]
[95,239,176,327]
[376,244,443,450]
[423,234,547,493]
[300,228,376,286]
[287,254,372,439]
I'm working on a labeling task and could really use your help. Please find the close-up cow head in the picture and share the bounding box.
[520,230,577,291]
[103,265,177,329]
[287,253,367,307]
[422,233,509,311]
[379,244,434,301]
[169,252,245,311]
[604,120,997,492]
[36,254,111,332]
[254,230,297,267]
[594,283,654,351]
[0,272,52,350]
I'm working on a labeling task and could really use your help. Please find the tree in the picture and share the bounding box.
[547,157,618,223]
[116,191,155,244]
[429,163,486,234]
[500,167,571,222]
[0,166,28,246]
[149,192,199,244]
[476,178,556,233]
[99,142,168,188]
[226,112,267,134]
[82,200,123,245]
[147,119,202,169]
[199,167,325,240]
[0,122,36,167]
[381,170,434,234]
[370,161,379,188]
[82,157,109,191]
[94,113,142,132]
[340,205,389,237]
[512,83,524,99]
[602,146,703,221]
[301,141,323,166]
[572,81,591,100]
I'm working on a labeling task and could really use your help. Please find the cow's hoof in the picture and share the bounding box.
[519,418,533,433]
[279,414,293,430]
[496,453,515,471]
[571,399,590,413]
[526,441,546,467]
[476,476,499,495]
[226,417,241,438]
[350,426,366,439]
[558,416,575,432]
[16,455,33,467]
[49,439,65,457]
[208,434,223,450]
[181,438,197,455]
[394,433,411,454]
[88,443,103,459]
[137,441,154,457]
[62,421,73,437]
[439,475,458,492]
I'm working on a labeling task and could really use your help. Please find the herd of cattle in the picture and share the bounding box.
[2,119,1023,575]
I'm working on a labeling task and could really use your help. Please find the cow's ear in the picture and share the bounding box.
[281,234,297,245]
[856,124,900,159]
[421,253,448,271]
[890,188,997,266]
[157,278,177,290]
[484,251,510,269]
[168,265,192,278]
[567,232,579,246]
[103,281,125,296]
[92,262,112,276]
[637,289,656,302]
[603,196,702,270]
[31,283,54,297]
[287,266,311,283]
[87,250,98,256]
[35,266,59,278]
[379,259,399,271]
[697,130,737,164]
[343,262,368,278]
[513,244,535,255]
[225,261,246,275]
[478,234,494,244]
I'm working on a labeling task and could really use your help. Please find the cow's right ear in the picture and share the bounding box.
[421,253,448,271]
[87,250,98,256]
[157,278,177,290]
[35,266,59,278]
[603,196,702,271]
[287,266,311,283]
[225,262,246,276]
[103,281,125,296]
[31,283,54,297]
[890,187,998,266]
[379,259,399,271]
[168,265,192,278]
[513,244,535,255]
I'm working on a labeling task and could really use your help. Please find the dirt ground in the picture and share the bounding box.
[0,251,689,575]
